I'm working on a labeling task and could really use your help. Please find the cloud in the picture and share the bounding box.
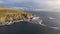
[0,0,60,11]
[0,1,4,4]
[5,0,31,3]
[33,0,60,9]
[0,0,34,7]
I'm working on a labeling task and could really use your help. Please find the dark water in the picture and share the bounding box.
[0,21,59,34]
[0,11,60,34]
[0,21,47,34]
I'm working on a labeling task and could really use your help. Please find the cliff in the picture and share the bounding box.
[0,7,32,25]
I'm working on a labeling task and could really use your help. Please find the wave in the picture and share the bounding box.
[30,16,60,29]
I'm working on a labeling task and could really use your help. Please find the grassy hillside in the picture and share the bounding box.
[0,7,32,25]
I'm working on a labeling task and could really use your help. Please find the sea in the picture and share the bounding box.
[0,11,60,34]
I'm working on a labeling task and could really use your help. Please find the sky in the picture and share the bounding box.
[0,0,60,11]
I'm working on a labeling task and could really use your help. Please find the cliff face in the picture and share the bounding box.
[0,8,32,25]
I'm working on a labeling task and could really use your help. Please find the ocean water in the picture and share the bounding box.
[0,11,60,34]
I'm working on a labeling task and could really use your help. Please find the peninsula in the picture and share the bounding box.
[0,7,33,25]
